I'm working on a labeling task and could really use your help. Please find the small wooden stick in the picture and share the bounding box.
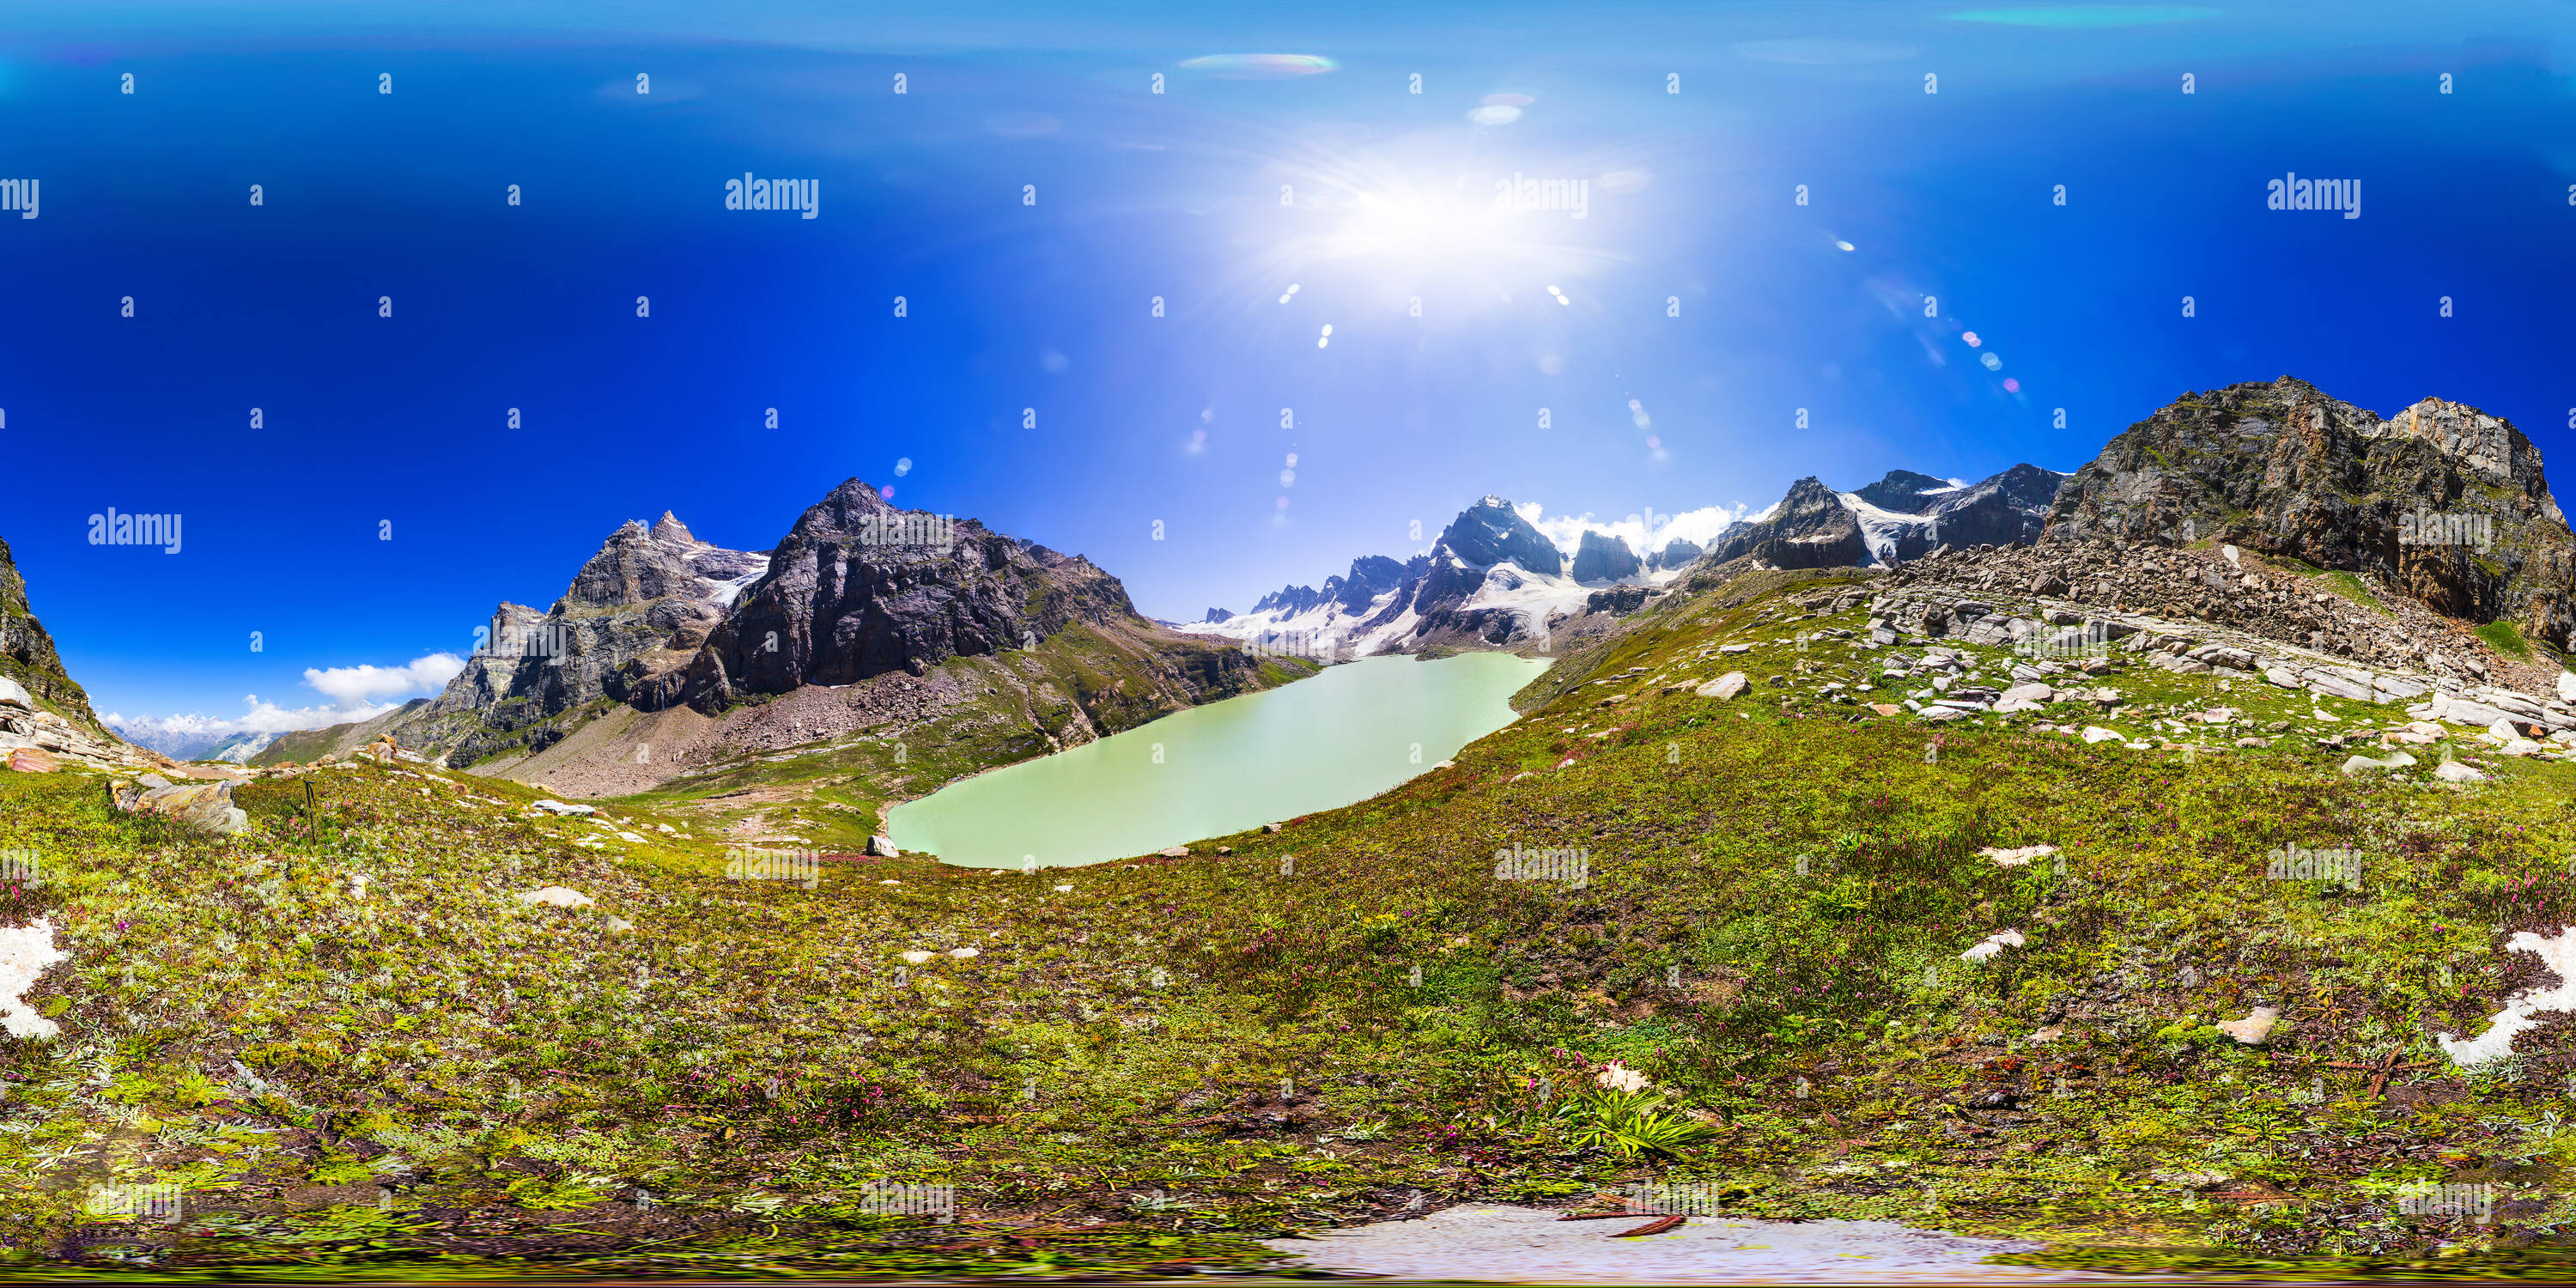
[1610,1214,1686,1237]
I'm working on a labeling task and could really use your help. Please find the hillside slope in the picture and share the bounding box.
[3,556,2571,1273]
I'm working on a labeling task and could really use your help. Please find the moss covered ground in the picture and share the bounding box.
[0,574,2571,1278]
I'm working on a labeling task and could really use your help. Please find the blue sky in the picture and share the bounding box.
[5,1,2574,736]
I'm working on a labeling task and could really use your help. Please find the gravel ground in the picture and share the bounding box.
[1263,1204,2090,1284]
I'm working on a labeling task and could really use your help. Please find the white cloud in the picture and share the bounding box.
[1512,501,1749,558]
[100,652,465,742]
[302,653,465,708]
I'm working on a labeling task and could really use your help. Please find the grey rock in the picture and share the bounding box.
[1697,671,1751,701]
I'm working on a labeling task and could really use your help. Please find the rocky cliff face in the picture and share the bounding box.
[415,512,764,764]
[2044,376,2576,647]
[1704,477,1869,569]
[1645,538,1704,571]
[679,479,1141,710]
[1895,463,2067,557]
[1571,531,1643,582]
[0,536,106,735]
[0,533,172,774]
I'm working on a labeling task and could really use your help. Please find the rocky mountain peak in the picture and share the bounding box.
[1852,470,1954,514]
[789,478,901,538]
[2044,377,2576,647]
[2375,397,2537,486]
[563,513,743,610]
[1437,496,1562,576]
[1571,530,1642,582]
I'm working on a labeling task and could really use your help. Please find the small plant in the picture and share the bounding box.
[1555,1089,1716,1158]
[504,1171,616,1211]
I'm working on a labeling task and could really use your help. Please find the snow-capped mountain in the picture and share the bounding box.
[1709,465,2069,570]
[105,723,276,763]
[1184,496,1709,658]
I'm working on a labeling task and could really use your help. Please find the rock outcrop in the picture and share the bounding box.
[1571,531,1643,582]
[0,535,173,775]
[681,480,1146,708]
[2044,376,2576,647]
[448,512,765,722]
[0,536,107,736]
[1645,538,1704,571]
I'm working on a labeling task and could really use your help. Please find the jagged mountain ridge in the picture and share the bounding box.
[1193,496,1702,655]
[1708,464,2070,572]
[258,481,1288,797]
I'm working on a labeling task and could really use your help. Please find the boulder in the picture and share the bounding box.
[1158,846,1190,858]
[112,779,249,835]
[2262,667,2300,690]
[532,799,597,817]
[4,748,58,774]
[2433,696,2514,729]
[1996,683,2056,712]
[2339,750,2415,775]
[1697,672,1751,701]
[2304,672,2373,702]
[1979,844,2057,867]
[2215,1006,2281,1046]
[1961,928,2027,962]
[0,677,31,711]
[2561,671,2576,703]
[2372,675,2428,702]
[867,834,902,859]
[2433,760,2488,782]
[514,886,594,908]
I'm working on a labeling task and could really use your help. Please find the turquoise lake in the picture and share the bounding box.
[887,652,1550,868]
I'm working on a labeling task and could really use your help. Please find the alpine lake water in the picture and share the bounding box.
[888,651,1551,869]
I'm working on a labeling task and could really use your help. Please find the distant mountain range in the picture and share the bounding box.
[106,726,276,764]
[1184,495,1710,655]
[1186,464,2068,657]
[15,374,2573,792]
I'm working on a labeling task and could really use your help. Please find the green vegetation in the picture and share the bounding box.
[2,574,2572,1274]
[2476,620,2532,659]
[2313,570,2388,615]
